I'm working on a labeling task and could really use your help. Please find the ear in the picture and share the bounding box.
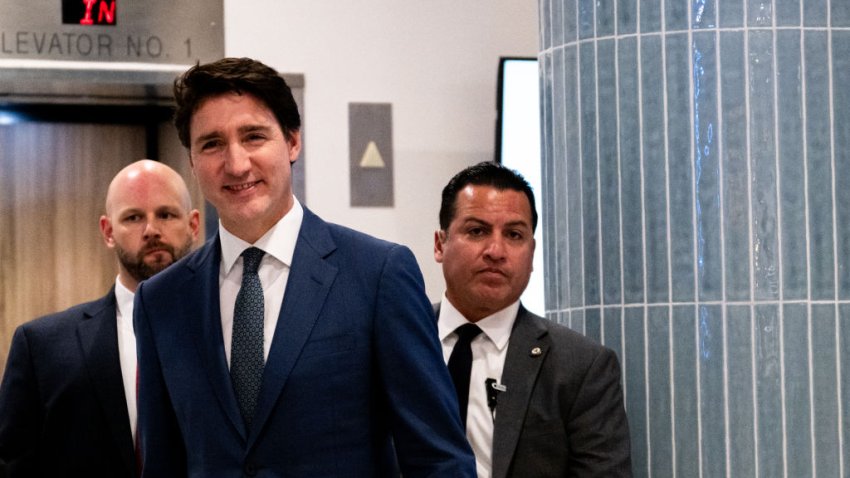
[434,230,446,263]
[99,215,115,248]
[189,209,201,243]
[187,150,196,171]
[286,130,302,163]
[531,236,536,271]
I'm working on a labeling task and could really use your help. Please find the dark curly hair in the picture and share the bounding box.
[173,57,301,148]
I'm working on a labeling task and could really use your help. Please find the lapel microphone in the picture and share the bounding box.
[485,378,507,419]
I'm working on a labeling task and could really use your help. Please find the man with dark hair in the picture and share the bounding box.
[134,57,475,477]
[434,161,632,477]
[0,160,200,478]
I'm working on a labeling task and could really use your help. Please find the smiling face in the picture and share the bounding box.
[100,160,200,291]
[434,184,535,322]
[188,92,302,243]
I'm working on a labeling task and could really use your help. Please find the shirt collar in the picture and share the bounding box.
[114,277,135,323]
[437,293,519,351]
[219,196,303,273]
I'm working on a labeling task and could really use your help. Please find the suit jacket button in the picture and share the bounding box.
[244,463,258,476]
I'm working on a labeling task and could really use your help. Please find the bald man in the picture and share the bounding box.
[0,160,200,478]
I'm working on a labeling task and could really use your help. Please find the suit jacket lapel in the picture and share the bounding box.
[491,307,549,478]
[77,289,136,475]
[186,236,249,440]
[249,208,338,447]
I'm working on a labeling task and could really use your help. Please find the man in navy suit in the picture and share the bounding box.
[0,160,200,477]
[134,57,475,477]
[433,162,631,477]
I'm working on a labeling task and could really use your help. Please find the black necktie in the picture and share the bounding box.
[447,323,482,428]
[230,247,265,429]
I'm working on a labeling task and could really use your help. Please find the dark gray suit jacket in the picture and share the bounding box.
[0,289,136,478]
[437,303,632,478]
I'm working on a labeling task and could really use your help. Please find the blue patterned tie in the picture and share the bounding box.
[231,247,265,429]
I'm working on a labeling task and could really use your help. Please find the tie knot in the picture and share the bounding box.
[241,247,265,274]
[454,323,482,344]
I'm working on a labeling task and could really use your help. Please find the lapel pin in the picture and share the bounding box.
[530,347,542,357]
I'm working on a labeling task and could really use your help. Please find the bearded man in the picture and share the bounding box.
[0,160,200,478]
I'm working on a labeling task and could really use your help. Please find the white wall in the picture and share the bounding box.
[224,0,539,300]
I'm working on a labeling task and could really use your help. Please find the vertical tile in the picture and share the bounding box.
[666,33,696,302]
[747,0,773,27]
[754,305,783,477]
[726,305,756,476]
[642,35,670,304]
[698,305,725,478]
[804,31,836,301]
[579,0,595,39]
[561,310,572,328]
[597,39,622,305]
[640,0,662,33]
[693,0,717,28]
[776,31,807,301]
[586,306,602,343]
[832,0,850,27]
[720,31,751,302]
[565,46,585,308]
[603,306,624,362]
[551,0,565,48]
[541,0,552,50]
[580,42,601,306]
[570,308,586,333]
[624,306,647,476]
[833,32,850,300]
[783,304,813,477]
[693,32,723,302]
[803,0,827,26]
[811,304,840,476]
[597,0,616,37]
[647,306,673,477]
[665,0,688,31]
[775,0,801,26]
[748,30,781,301]
[619,36,644,305]
[618,0,637,35]
[719,0,745,28]
[551,48,567,311]
[840,304,850,468]
[672,305,699,477]
[564,0,578,44]
[541,55,554,251]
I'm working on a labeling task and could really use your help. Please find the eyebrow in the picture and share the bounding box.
[192,124,274,147]
[460,217,531,229]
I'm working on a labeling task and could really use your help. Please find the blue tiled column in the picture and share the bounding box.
[539,1,849,476]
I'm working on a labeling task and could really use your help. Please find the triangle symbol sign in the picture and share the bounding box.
[359,141,386,169]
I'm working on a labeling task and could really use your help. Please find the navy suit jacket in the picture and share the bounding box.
[437,304,632,477]
[0,290,136,478]
[134,207,475,477]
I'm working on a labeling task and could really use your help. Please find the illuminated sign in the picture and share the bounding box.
[63,0,117,26]
[0,0,222,64]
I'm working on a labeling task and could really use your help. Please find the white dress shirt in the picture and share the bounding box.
[218,198,303,366]
[438,294,519,478]
[114,278,137,442]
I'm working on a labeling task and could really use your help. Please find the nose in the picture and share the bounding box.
[223,142,251,177]
[142,217,162,240]
[483,237,507,262]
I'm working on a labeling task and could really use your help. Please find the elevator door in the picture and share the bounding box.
[0,112,203,375]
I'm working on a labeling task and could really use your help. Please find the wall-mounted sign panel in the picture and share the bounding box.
[0,0,223,64]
